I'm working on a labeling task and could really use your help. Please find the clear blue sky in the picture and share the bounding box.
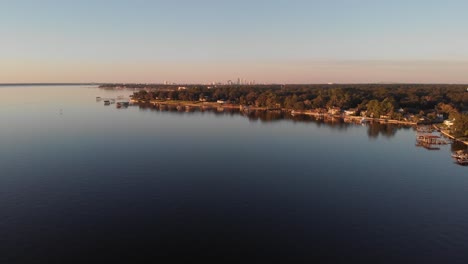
[1,0,468,83]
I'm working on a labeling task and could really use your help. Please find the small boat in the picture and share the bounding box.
[455,157,468,166]
[104,100,110,105]
[452,150,468,160]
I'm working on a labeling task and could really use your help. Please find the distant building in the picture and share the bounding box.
[178,87,187,91]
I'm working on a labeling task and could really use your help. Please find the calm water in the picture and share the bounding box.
[1,85,467,263]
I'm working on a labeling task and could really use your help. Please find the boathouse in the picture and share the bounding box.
[416,134,446,145]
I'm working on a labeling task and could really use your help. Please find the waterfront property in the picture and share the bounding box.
[416,134,448,145]
[344,108,357,116]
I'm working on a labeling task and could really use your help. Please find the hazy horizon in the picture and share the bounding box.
[2,1,468,83]
[1,79,468,85]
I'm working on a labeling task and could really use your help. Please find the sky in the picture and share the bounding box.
[1,0,468,84]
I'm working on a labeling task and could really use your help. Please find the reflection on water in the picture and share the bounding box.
[1,85,467,263]
[134,102,468,162]
[135,102,410,137]
[366,122,408,139]
[133,101,468,167]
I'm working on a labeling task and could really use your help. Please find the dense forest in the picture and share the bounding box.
[100,83,468,137]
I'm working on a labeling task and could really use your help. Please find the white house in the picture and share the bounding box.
[344,108,357,116]
[444,119,455,127]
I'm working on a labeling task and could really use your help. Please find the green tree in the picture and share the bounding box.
[366,100,382,118]
[452,113,468,138]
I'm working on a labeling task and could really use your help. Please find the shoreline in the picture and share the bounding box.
[290,110,417,125]
[433,124,468,146]
[131,98,468,147]
[132,99,418,126]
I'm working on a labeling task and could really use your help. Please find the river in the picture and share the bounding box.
[0,85,466,263]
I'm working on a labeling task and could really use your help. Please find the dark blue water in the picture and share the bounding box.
[1,85,467,263]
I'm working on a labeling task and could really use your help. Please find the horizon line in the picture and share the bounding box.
[1,82,468,86]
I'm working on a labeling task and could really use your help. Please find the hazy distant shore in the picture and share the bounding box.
[0,83,98,86]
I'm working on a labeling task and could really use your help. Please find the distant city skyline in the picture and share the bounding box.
[1,1,468,83]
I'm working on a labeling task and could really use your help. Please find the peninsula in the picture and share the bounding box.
[100,83,468,142]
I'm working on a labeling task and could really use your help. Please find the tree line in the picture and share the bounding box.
[100,83,468,137]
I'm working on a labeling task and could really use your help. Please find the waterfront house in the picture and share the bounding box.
[344,108,357,116]
[403,114,416,122]
[434,114,444,123]
[418,116,431,124]
[444,119,455,127]
[328,107,342,115]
